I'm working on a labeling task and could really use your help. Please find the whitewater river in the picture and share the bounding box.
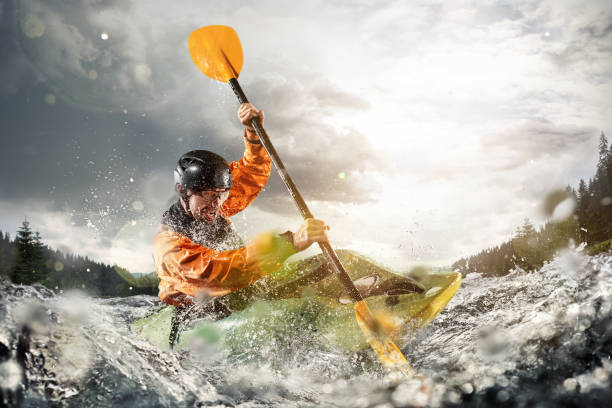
[1,249,611,407]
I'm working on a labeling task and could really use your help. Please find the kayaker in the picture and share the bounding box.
[154,103,330,307]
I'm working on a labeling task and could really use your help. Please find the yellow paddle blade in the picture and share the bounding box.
[188,25,243,82]
[354,300,414,377]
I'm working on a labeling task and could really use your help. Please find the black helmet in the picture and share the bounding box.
[174,150,232,217]
[174,150,233,191]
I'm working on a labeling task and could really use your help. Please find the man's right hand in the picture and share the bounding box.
[292,218,330,252]
[238,103,264,131]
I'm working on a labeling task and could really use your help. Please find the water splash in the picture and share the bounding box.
[0,249,610,407]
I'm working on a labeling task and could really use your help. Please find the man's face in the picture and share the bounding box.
[184,187,230,224]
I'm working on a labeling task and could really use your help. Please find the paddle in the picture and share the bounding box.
[187,25,412,375]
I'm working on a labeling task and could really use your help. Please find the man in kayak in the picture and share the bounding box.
[154,103,330,307]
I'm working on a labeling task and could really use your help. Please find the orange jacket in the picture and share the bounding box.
[154,132,296,306]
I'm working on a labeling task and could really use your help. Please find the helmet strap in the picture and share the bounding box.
[179,185,193,217]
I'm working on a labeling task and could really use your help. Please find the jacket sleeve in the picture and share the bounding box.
[154,227,295,306]
[221,131,272,217]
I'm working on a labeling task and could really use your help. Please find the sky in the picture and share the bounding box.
[1,0,611,274]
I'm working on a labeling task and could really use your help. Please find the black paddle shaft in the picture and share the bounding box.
[228,78,364,303]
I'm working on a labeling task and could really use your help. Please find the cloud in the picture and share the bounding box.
[10,0,199,112]
[482,119,596,162]
[6,0,384,213]
[1,0,611,272]
[519,2,612,83]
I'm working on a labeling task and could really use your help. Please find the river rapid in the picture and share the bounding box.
[1,248,611,407]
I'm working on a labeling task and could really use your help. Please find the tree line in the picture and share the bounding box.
[0,220,158,296]
[453,131,612,277]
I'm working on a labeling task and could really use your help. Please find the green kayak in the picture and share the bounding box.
[132,250,461,354]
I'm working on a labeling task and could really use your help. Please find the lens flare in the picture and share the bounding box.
[21,14,45,38]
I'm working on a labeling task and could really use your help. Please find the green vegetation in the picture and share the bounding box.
[587,239,612,256]
[453,132,612,277]
[0,221,158,297]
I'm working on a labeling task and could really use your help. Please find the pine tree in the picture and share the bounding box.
[596,132,610,197]
[606,142,612,238]
[0,230,14,278]
[511,218,543,271]
[575,178,589,242]
[608,142,612,193]
[11,219,46,284]
[598,131,608,168]
[584,132,612,242]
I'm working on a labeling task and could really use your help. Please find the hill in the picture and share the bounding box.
[452,131,612,277]
[0,224,158,297]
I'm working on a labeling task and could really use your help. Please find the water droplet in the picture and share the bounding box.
[44,94,56,105]
[563,378,577,391]
[461,382,474,394]
[133,64,152,85]
[0,361,23,390]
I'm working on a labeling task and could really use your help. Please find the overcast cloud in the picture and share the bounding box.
[1,0,610,273]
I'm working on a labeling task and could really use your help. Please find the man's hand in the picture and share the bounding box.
[292,218,330,252]
[238,103,264,140]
